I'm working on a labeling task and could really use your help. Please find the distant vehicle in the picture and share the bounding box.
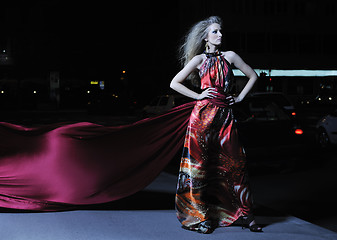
[233,93,304,157]
[142,94,191,116]
[316,108,337,148]
[248,92,297,118]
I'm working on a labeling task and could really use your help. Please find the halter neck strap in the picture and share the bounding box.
[204,51,222,58]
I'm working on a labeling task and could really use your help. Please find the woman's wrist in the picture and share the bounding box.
[235,95,244,103]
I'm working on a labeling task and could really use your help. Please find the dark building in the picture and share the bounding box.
[0,0,336,110]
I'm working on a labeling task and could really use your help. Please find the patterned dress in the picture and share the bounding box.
[175,52,252,230]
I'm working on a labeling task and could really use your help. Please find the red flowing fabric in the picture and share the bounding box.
[0,102,195,211]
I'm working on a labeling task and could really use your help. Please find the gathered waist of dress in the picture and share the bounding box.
[204,86,232,108]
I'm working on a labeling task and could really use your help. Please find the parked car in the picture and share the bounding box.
[316,108,337,148]
[142,94,191,116]
[233,93,305,157]
[248,92,297,118]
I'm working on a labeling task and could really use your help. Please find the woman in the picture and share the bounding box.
[170,16,262,233]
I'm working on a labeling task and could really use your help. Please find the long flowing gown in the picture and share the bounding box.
[0,103,195,211]
[175,52,252,229]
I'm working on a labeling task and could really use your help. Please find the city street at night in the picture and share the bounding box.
[1,1,337,239]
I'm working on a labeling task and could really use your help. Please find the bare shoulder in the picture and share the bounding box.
[191,54,205,64]
[222,51,239,64]
[189,54,206,70]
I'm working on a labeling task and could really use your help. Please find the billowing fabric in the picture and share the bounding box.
[175,53,252,229]
[0,102,195,211]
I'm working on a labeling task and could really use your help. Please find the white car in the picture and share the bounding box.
[142,94,190,116]
[316,109,337,148]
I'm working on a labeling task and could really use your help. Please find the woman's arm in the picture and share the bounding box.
[170,55,217,100]
[226,51,258,102]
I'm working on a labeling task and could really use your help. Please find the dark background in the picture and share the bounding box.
[1,0,336,111]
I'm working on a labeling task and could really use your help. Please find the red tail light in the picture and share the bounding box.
[295,129,303,135]
[292,112,296,116]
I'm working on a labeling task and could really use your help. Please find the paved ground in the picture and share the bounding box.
[1,210,336,240]
[1,172,337,240]
[249,147,337,233]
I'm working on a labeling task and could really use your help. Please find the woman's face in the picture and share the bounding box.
[206,23,222,46]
